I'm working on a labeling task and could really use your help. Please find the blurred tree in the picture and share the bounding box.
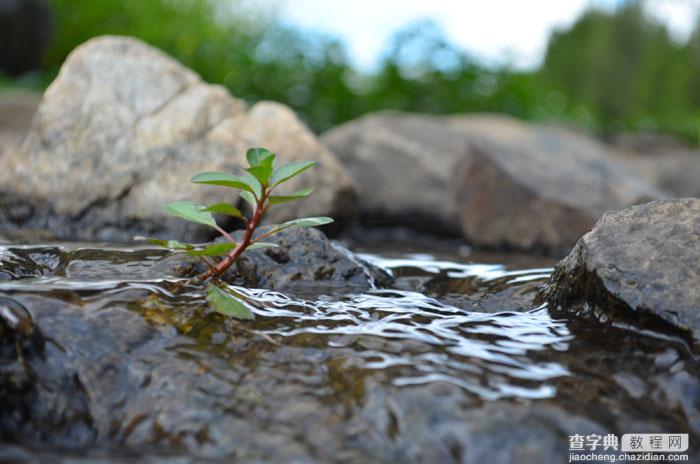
[0,0,52,76]
[540,1,695,138]
[43,0,358,131]
[1,0,698,142]
[364,20,546,120]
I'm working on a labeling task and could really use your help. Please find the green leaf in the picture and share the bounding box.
[246,148,275,168]
[186,242,237,256]
[163,201,217,228]
[266,216,334,236]
[270,161,316,187]
[279,216,334,229]
[268,187,315,205]
[246,165,273,186]
[242,173,263,198]
[240,191,257,209]
[246,242,278,251]
[134,236,195,250]
[200,203,245,220]
[206,284,255,320]
[191,172,262,197]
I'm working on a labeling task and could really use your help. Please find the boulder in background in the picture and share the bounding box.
[0,36,356,242]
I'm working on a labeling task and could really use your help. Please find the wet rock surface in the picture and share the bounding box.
[544,198,700,342]
[360,250,553,314]
[1,237,698,462]
[0,293,611,463]
[322,112,665,253]
[224,227,393,293]
[0,296,45,423]
[0,36,356,242]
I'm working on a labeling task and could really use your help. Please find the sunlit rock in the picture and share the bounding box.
[0,36,356,241]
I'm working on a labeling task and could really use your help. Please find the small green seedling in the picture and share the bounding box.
[139,147,333,319]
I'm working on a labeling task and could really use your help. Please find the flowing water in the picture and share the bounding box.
[0,242,697,462]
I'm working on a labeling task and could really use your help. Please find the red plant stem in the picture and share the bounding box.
[214,224,236,244]
[194,189,266,282]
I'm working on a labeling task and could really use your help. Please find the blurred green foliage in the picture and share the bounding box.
[39,0,361,132]
[541,2,699,141]
[2,0,700,143]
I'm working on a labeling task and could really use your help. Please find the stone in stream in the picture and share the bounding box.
[355,383,616,463]
[1,236,698,461]
[156,227,393,294]
[7,287,694,462]
[543,198,700,342]
[321,112,665,254]
[0,296,46,438]
[0,36,356,242]
[0,291,618,463]
[321,112,469,236]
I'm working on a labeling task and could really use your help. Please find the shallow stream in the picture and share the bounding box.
[0,242,697,462]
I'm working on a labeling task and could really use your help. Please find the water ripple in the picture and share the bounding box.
[0,245,571,401]
[228,285,572,400]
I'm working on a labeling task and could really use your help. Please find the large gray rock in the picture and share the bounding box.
[451,117,665,254]
[609,132,700,198]
[544,198,700,342]
[0,36,356,242]
[322,112,468,235]
[322,112,664,254]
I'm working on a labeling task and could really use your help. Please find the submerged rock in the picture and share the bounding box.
[0,246,63,280]
[322,112,664,254]
[0,291,615,463]
[543,198,700,342]
[0,296,46,439]
[0,36,356,242]
[356,384,615,463]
